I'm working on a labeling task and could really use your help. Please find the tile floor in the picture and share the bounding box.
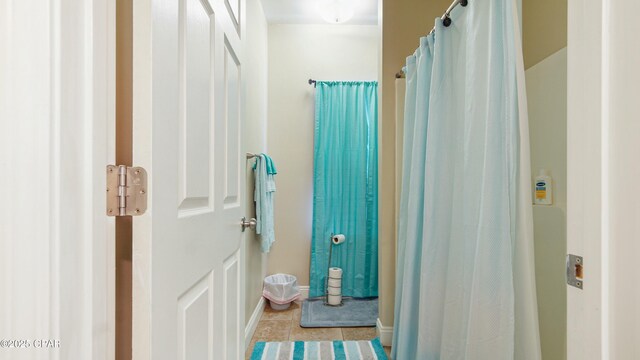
[245,301,392,359]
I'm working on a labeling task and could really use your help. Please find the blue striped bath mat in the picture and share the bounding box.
[250,338,388,360]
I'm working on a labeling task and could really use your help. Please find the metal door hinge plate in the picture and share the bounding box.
[566,254,583,289]
[106,165,147,216]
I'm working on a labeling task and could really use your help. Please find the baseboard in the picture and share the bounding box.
[244,296,266,350]
[298,285,309,300]
[376,318,393,347]
[245,287,307,350]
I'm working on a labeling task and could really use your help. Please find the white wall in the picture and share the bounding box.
[525,47,567,360]
[244,0,269,324]
[527,48,568,210]
[266,24,379,285]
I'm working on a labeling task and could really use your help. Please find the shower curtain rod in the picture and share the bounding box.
[309,79,317,87]
[395,0,468,79]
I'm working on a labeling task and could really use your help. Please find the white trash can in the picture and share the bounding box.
[263,274,300,311]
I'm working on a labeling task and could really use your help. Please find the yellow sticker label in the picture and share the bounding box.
[536,190,546,199]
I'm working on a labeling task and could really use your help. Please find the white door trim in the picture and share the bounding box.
[568,0,640,359]
[0,0,116,359]
[567,0,607,358]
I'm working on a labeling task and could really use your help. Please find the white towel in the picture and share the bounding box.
[254,154,276,252]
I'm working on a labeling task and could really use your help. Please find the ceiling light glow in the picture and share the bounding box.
[317,0,360,24]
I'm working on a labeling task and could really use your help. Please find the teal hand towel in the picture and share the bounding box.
[264,154,277,175]
[254,154,276,253]
[252,153,277,175]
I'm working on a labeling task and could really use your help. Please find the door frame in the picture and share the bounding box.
[567,0,640,359]
[1,0,116,359]
[58,0,117,358]
[567,1,607,358]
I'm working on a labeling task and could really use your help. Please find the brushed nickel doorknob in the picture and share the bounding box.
[241,217,257,232]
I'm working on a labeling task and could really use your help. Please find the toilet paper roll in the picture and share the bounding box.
[327,277,342,288]
[332,234,346,245]
[329,267,343,279]
[328,286,341,296]
[328,294,342,306]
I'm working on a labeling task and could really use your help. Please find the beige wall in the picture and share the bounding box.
[522,0,567,69]
[244,0,269,324]
[266,24,379,286]
[523,0,568,357]
[526,48,567,360]
[379,0,452,331]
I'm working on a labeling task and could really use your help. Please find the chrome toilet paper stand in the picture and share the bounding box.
[324,233,344,307]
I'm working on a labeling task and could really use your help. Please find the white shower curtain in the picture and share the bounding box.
[392,0,541,359]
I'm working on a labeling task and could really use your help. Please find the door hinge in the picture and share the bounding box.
[106,165,148,216]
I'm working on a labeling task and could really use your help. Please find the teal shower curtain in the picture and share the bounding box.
[309,81,378,298]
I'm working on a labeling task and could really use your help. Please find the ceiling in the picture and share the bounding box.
[260,0,379,25]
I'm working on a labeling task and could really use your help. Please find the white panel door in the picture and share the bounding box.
[132,0,246,358]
